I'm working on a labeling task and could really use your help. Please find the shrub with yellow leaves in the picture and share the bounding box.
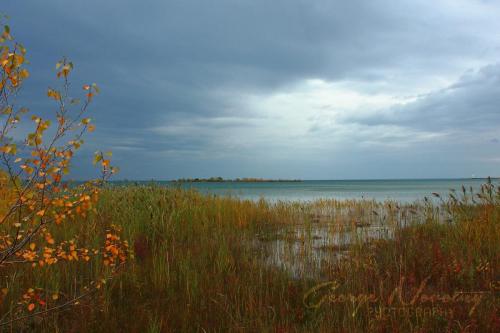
[0,21,129,326]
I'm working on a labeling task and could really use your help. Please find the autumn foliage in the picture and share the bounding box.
[1,13,498,333]
[0,22,129,325]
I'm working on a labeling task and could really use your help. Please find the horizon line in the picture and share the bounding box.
[68,176,499,182]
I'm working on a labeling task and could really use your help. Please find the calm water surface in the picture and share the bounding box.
[122,178,494,203]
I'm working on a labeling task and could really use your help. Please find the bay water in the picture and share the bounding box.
[170,178,491,202]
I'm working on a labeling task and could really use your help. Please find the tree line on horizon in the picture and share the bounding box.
[172,177,303,183]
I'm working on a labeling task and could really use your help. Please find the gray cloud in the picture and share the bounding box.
[339,64,500,132]
[3,0,500,179]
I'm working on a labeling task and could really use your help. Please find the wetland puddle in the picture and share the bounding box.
[251,203,439,279]
[254,222,393,279]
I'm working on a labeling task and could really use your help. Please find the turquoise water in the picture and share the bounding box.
[125,178,495,203]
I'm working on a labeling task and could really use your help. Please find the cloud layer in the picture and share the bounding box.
[4,0,500,179]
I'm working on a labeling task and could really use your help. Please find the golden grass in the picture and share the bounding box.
[1,183,499,332]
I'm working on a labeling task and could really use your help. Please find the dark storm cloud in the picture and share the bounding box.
[3,0,500,178]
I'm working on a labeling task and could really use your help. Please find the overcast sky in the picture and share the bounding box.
[4,0,500,179]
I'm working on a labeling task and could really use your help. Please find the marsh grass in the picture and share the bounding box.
[1,182,499,332]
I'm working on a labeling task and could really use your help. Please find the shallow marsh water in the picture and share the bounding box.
[251,201,437,279]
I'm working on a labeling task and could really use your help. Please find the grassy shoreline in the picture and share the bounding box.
[2,183,499,332]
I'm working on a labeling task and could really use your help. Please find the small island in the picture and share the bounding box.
[172,177,302,183]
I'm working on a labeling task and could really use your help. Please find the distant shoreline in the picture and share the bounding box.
[105,177,498,183]
[172,177,303,183]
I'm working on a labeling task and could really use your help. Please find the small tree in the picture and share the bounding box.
[0,22,128,325]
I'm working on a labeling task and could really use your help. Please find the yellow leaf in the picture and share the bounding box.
[93,153,102,165]
[14,54,24,65]
[1,144,16,154]
[29,243,36,251]
[20,68,29,79]
[47,89,61,100]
